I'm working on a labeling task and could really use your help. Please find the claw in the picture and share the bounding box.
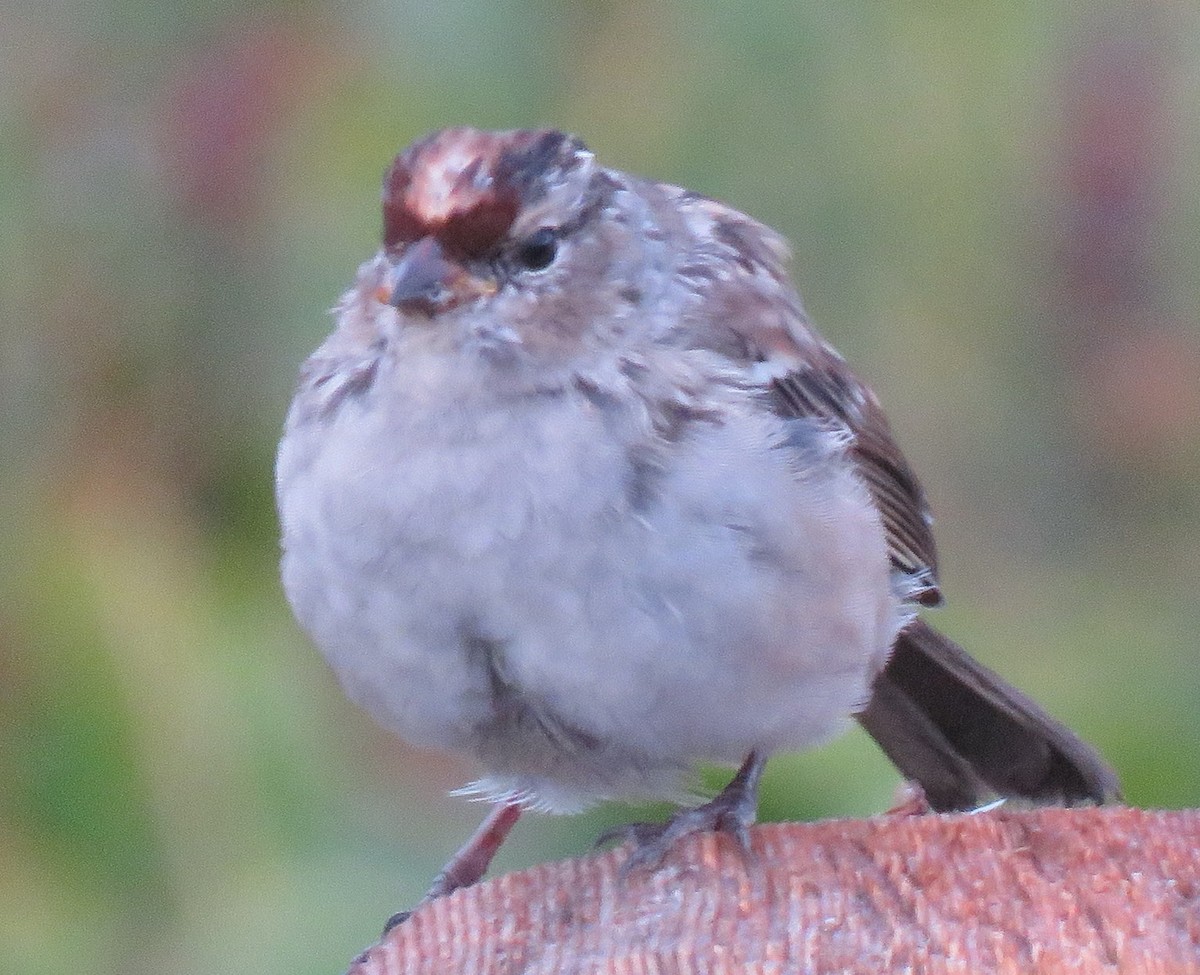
[380,911,410,936]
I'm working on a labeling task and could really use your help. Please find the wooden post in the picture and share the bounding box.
[346,807,1200,974]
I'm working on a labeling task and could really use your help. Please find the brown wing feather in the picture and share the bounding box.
[769,353,942,606]
[666,192,1121,809]
[669,192,941,604]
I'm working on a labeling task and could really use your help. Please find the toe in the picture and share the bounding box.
[594,820,666,850]
[381,910,411,935]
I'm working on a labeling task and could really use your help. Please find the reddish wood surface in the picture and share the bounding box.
[348,806,1200,974]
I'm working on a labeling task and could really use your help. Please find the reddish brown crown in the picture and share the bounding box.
[381,128,588,257]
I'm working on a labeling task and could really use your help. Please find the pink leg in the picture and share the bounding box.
[426,801,524,899]
[384,801,523,932]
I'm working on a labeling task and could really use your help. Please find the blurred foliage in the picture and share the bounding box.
[2,1,1199,972]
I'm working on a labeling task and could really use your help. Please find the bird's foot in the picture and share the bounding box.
[597,751,766,877]
[885,780,933,817]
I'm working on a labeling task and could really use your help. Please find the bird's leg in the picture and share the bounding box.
[599,750,766,876]
[383,800,523,933]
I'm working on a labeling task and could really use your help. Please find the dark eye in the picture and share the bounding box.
[514,228,558,271]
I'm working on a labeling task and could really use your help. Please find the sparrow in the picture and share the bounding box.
[275,127,1119,914]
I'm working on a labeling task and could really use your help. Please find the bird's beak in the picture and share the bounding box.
[375,237,497,316]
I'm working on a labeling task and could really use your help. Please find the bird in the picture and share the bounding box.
[275,127,1119,917]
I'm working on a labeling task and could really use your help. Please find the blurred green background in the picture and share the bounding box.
[3,1,1198,972]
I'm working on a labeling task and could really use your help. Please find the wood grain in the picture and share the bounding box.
[348,806,1200,974]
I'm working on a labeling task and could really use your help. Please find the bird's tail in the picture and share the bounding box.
[855,618,1121,811]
